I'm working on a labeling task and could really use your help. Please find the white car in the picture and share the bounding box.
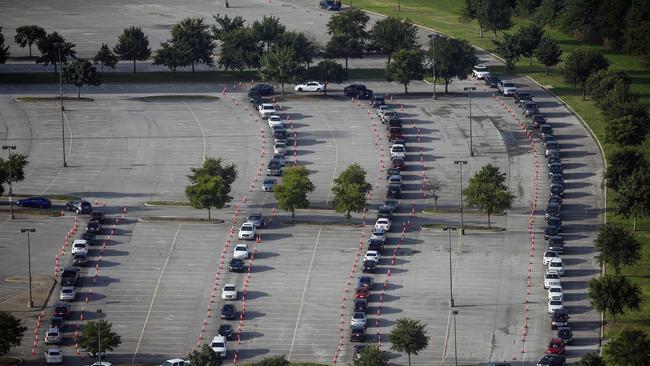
[548,298,564,313]
[547,286,564,301]
[44,348,63,364]
[44,328,62,344]
[71,239,88,255]
[364,250,381,263]
[274,142,287,155]
[295,81,325,92]
[375,218,391,231]
[390,144,406,159]
[548,258,565,276]
[233,243,250,259]
[88,362,113,366]
[210,335,227,358]
[350,311,367,327]
[377,105,391,117]
[543,250,560,266]
[238,222,256,240]
[59,286,76,301]
[267,115,284,128]
[258,103,277,118]
[370,229,386,242]
[221,284,237,301]
[498,80,517,96]
[472,64,490,79]
[544,271,561,289]
[160,359,190,366]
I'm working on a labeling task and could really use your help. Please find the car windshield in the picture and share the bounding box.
[235,246,246,251]
[504,83,515,87]
[49,350,61,356]
[224,286,235,291]
[212,342,225,348]
[475,65,487,71]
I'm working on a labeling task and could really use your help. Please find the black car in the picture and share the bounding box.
[550,174,564,186]
[368,239,384,253]
[249,83,274,96]
[531,114,546,129]
[362,260,377,273]
[91,210,105,224]
[80,232,96,246]
[547,236,565,253]
[73,253,88,267]
[551,309,569,329]
[524,106,540,117]
[550,184,565,198]
[350,326,366,342]
[391,158,405,170]
[344,84,367,97]
[556,327,573,345]
[514,92,533,105]
[540,124,553,138]
[384,199,398,213]
[544,226,560,240]
[220,304,236,320]
[354,298,368,313]
[484,75,499,88]
[60,267,79,286]
[549,195,563,207]
[50,316,64,329]
[319,0,341,10]
[377,206,392,219]
[356,89,374,100]
[392,138,407,147]
[386,168,400,180]
[370,95,385,107]
[66,199,92,214]
[218,324,234,340]
[387,183,401,198]
[545,202,561,220]
[229,258,246,273]
[520,100,537,110]
[86,219,101,234]
[357,276,374,289]
[537,354,565,366]
[267,162,283,176]
[548,163,563,177]
[547,156,561,167]
[542,134,557,146]
[547,217,562,230]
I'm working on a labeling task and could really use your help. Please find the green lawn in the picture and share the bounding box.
[353,0,650,336]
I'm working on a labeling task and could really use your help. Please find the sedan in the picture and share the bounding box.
[385,167,400,179]
[16,196,52,208]
[350,326,366,342]
[45,328,62,344]
[295,81,325,92]
[362,260,377,273]
[73,253,88,267]
[546,338,565,354]
[357,276,374,289]
[354,298,368,313]
[354,287,369,299]
[238,222,256,240]
[247,213,265,229]
[544,271,561,289]
[268,115,284,128]
[233,244,250,259]
[370,229,387,242]
[220,304,236,320]
[537,355,566,366]
[532,114,547,129]
[250,83,274,95]
[274,142,287,155]
[547,286,564,301]
[548,299,564,313]
[53,302,71,318]
[548,258,565,275]
[556,327,573,345]
[551,310,569,330]
[44,348,63,364]
[544,226,560,240]
[543,251,560,266]
[59,286,76,301]
[262,179,276,192]
[364,250,381,263]
[390,144,406,159]
[374,218,391,231]
[384,199,398,212]
[351,311,367,327]
[91,210,105,224]
[86,219,101,234]
[391,158,405,170]
[71,240,88,255]
[229,258,246,273]
[218,324,234,340]
[221,284,237,301]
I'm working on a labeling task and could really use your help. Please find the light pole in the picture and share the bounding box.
[2,145,16,219]
[97,309,103,363]
[428,34,437,100]
[20,228,35,308]
[58,46,67,168]
[453,160,467,235]
[463,87,476,157]
[453,310,459,366]
[443,226,457,308]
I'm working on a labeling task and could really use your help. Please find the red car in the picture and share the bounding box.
[391,158,405,170]
[388,128,403,141]
[546,337,565,354]
[354,288,369,300]
[53,302,71,319]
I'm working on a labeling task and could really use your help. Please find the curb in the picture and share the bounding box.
[138,217,225,224]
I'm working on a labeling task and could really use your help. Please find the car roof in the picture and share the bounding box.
[211,335,226,342]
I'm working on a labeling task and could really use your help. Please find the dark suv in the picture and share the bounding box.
[60,266,79,286]
[319,0,341,10]
[370,95,385,107]
[66,199,92,214]
[344,84,367,97]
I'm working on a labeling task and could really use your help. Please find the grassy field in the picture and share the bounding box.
[353,0,650,335]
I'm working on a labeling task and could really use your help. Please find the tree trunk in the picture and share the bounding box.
[291,209,295,224]
[582,87,586,100]
[192,62,195,73]
[281,82,285,96]
[404,83,408,94]
[488,212,492,229]
[77,86,81,99]
[445,79,449,93]
[492,30,497,41]
[397,0,400,11]
[345,57,348,70]
[28,45,32,57]
[101,63,104,73]
[208,208,211,220]
[545,65,549,76]
[133,59,136,73]
[407,352,411,366]
[54,62,58,74]
[479,26,484,38]
[387,54,391,65]
[434,197,438,212]
[633,215,637,232]
[324,82,328,96]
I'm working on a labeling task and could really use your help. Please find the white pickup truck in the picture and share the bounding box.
[258,103,277,118]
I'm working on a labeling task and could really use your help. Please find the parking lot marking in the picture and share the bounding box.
[39,110,73,195]
[132,223,183,362]
[308,101,339,206]
[287,227,322,361]
[183,101,207,163]
[441,231,463,365]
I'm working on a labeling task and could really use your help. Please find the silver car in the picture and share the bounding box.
[45,328,62,344]
[351,311,367,327]
[59,286,76,301]
[247,213,265,229]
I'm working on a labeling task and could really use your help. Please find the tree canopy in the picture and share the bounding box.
[353,344,390,366]
[326,8,370,40]
[93,44,119,72]
[464,164,515,228]
[0,312,27,355]
[170,17,214,72]
[218,27,261,72]
[252,16,286,53]
[587,274,641,322]
[614,167,650,231]
[276,31,320,68]
[605,147,647,191]
[258,46,302,95]
[78,320,122,355]
[0,153,30,196]
[603,329,650,366]
[36,32,76,73]
[432,36,477,93]
[308,60,347,95]
[211,14,245,41]
[153,39,191,73]
[517,24,544,65]
[534,35,562,75]
[185,157,237,220]
[578,352,606,366]
[369,17,419,63]
[188,344,222,366]
[593,223,641,273]
[14,25,46,57]
[0,28,9,64]
[389,318,430,366]
[331,163,372,220]
[605,114,649,146]
[325,32,364,70]
[273,165,315,224]
[493,33,522,70]
[477,0,514,40]
[563,47,610,99]
[113,26,151,73]
[385,49,426,94]
[62,58,102,98]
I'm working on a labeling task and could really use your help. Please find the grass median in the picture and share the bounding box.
[353,0,650,335]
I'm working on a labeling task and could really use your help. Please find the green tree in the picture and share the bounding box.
[578,352,606,366]
[385,49,426,94]
[534,35,562,75]
[62,59,102,98]
[325,33,364,70]
[170,17,214,72]
[93,44,119,72]
[188,157,238,186]
[605,147,647,191]
[433,36,477,93]
[559,0,599,41]
[276,31,320,68]
[0,312,27,355]
[563,47,609,100]
[605,114,648,146]
[614,168,650,231]
[153,39,191,73]
[515,0,542,17]
[188,344,222,366]
[211,14,245,41]
[14,25,46,57]
[273,165,315,224]
[0,28,9,64]
[36,32,76,73]
[218,27,261,72]
[113,26,151,73]
[252,16,286,53]
[369,17,419,64]
[604,329,650,366]
[534,0,566,26]
[0,153,30,196]
[353,344,390,366]
[258,46,302,96]
[464,164,515,228]
[331,163,372,220]
[587,274,641,322]
[593,224,641,273]
[326,8,370,40]
[248,355,289,366]
[624,20,650,67]
[477,0,514,40]
[308,60,347,95]
[388,318,430,366]
[185,175,231,220]
[460,0,484,37]
[493,33,521,70]
[586,70,635,111]
[517,24,544,65]
[78,320,121,356]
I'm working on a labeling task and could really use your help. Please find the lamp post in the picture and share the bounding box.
[453,160,467,235]
[20,228,35,308]
[463,87,476,157]
[58,46,67,168]
[428,34,437,100]
[2,145,16,219]
[452,310,459,366]
[97,309,103,363]
[443,226,457,308]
